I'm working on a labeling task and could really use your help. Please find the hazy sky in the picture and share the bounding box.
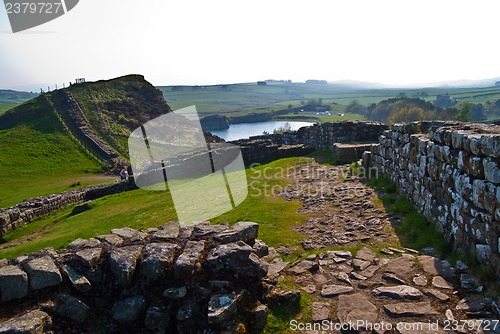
[1,0,500,90]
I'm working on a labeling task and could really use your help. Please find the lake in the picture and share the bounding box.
[211,121,314,141]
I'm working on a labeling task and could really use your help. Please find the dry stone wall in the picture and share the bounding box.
[0,222,275,333]
[0,179,137,237]
[366,121,500,276]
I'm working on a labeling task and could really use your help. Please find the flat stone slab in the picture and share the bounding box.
[358,265,380,278]
[24,256,62,290]
[385,256,415,276]
[328,250,352,259]
[382,273,406,285]
[288,260,318,275]
[312,302,331,322]
[352,259,371,271]
[109,245,143,287]
[112,295,147,323]
[52,294,91,324]
[432,276,454,290]
[140,243,178,280]
[174,240,206,280]
[75,247,102,268]
[337,272,352,285]
[355,247,376,262]
[320,284,354,297]
[214,221,258,245]
[412,274,427,286]
[111,227,147,242]
[154,222,181,240]
[208,294,239,325]
[424,289,450,302]
[67,238,101,249]
[372,285,423,300]
[63,264,91,293]
[0,265,28,301]
[267,258,289,275]
[0,309,51,333]
[417,255,455,277]
[96,234,123,246]
[337,293,378,328]
[384,301,439,317]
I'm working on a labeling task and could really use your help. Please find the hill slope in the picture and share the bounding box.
[0,75,172,208]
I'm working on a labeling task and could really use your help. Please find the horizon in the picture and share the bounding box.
[1,0,500,91]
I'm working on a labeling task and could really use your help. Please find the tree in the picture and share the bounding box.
[345,100,367,115]
[470,103,486,121]
[455,102,472,121]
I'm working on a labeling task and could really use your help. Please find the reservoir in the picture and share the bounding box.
[211,121,314,141]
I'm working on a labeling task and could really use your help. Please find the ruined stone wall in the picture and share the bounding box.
[367,121,500,276]
[245,120,388,149]
[0,222,274,334]
[0,179,137,237]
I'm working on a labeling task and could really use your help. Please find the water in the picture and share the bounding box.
[211,121,314,141]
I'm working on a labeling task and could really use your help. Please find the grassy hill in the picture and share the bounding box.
[0,75,172,208]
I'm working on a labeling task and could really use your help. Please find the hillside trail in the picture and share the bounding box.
[271,160,499,334]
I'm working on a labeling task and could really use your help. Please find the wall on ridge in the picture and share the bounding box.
[366,121,500,276]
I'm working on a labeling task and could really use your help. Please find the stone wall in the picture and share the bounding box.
[366,121,500,276]
[0,222,278,334]
[0,179,137,237]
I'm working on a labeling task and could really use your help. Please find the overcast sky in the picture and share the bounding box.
[1,0,500,90]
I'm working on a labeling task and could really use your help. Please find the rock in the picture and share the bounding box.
[337,272,352,285]
[380,248,394,255]
[153,221,180,241]
[355,247,376,262]
[301,285,316,294]
[252,239,269,258]
[63,264,91,293]
[475,244,492,264]
[0,309,51,333]
[320,284,354,297]
[349,272,367,280]
[412,274,427,286]
[144,307,169,332]
[0,265,28,302]
[24,256,62,290]
[267,258,289,275]
[163,286,187,300]
[111,227,147,242]
[382,273,406,285]
[140,242,177,280]
[372,285,423,300]
[174,240,206,281]
[417,255,455,277]
[455,260,469,272]
[67,238,101,249]
[384,301,439,317]
[74,247,102,268]
[112,296,147,323]
[445,309,454,321]
[431,276,454,290]
[328,250,352,259]
[388,247,406,254]
[358,265,380,278]
[312,302,331,322]
[207,294,239,324]
[337,293,378,329]
[396,322,446,334]
[205,241,268,280]
[215,221,259,245]
[352,259,371,271]
[176,305,193,321]
[191,222,228,239]
[460,273,476,289]
[265,287,301,307]
[455,296,492,311]
[108,245,143,287]
[424,289,450,302]
[288,260,318,275]
[251,304,269,330]
[52,294,90,324]
[385,256,416,276]
[96,234,123,246]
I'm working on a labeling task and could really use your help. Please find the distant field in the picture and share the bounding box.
[159,83,500,118]
[0,103,18,115]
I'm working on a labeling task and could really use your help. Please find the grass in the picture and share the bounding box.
[366,175,451,258]
[0,103,18,115]
[0,96,106,208]
[0,157,310,258]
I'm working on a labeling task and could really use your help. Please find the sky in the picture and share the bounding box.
[1,0,500,91]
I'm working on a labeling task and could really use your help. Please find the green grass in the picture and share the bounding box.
[367,176,451,258]
[0,96,106,207]
[0,103,18,115]
[0,157,310,258]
